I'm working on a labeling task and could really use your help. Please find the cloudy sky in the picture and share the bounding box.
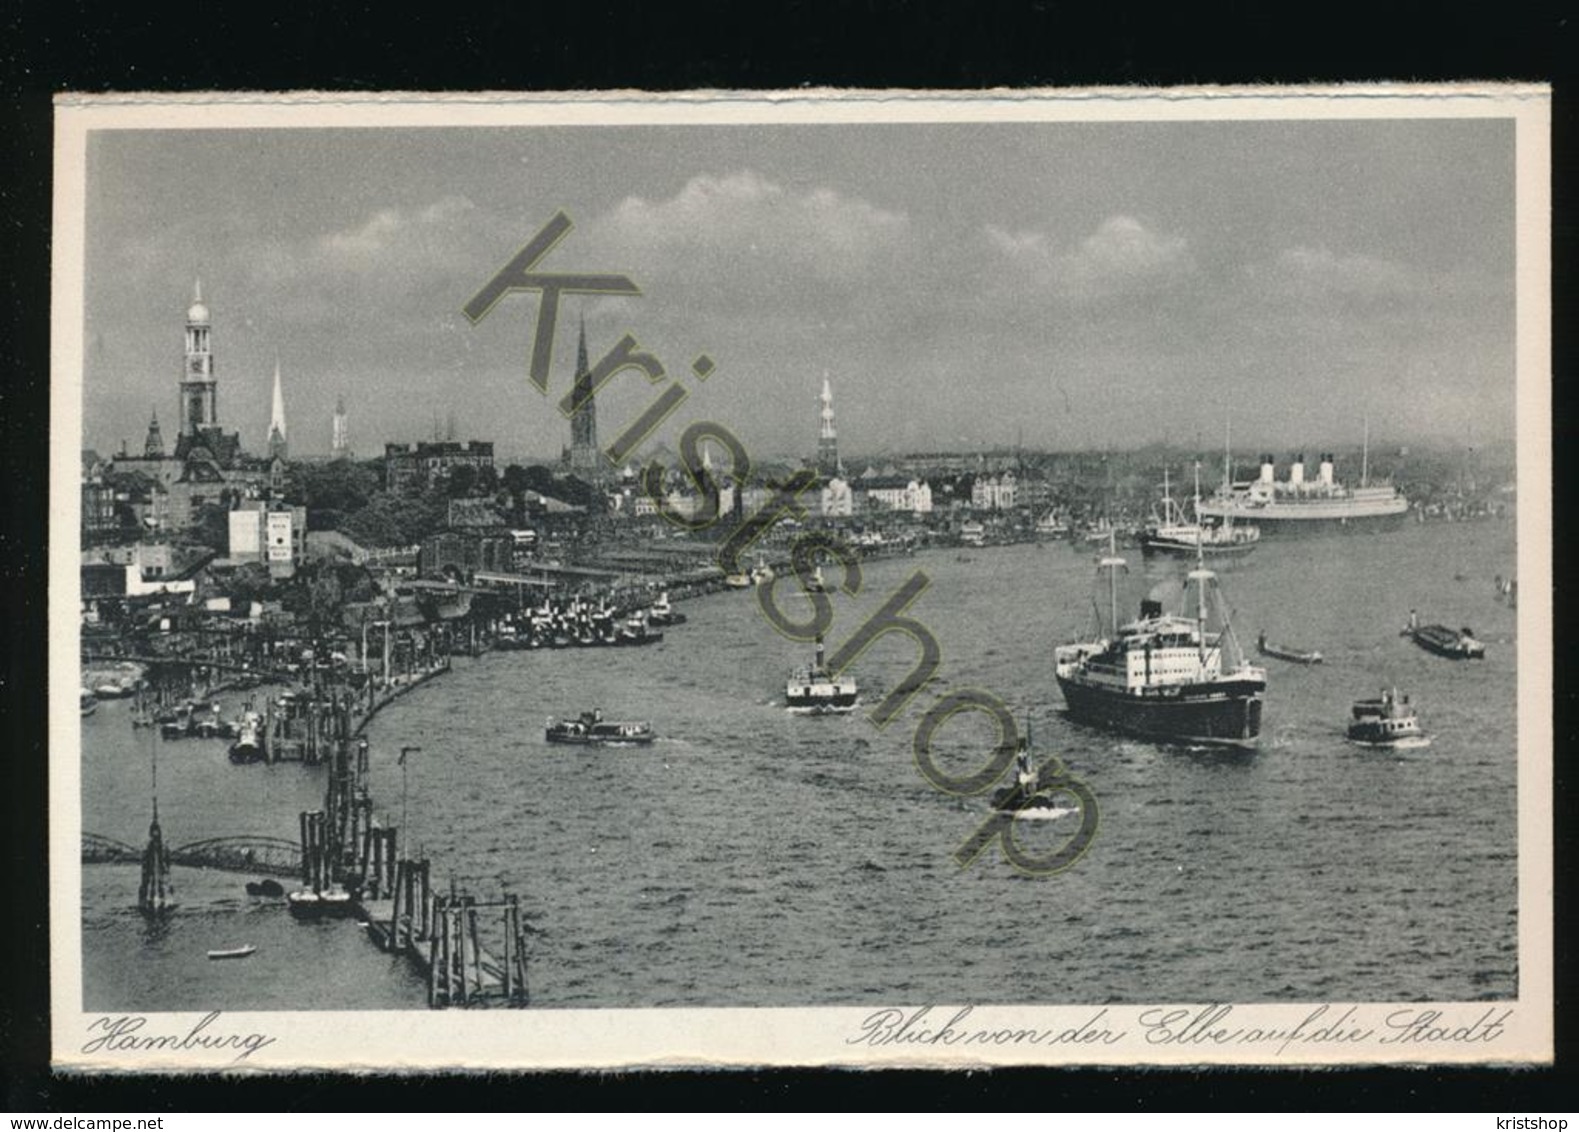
[80,117,1515,463]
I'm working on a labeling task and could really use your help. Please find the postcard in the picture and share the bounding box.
[51,86,1551,1070]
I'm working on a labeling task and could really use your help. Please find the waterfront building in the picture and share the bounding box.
[819,474,854,518]
[384,439,496,492]
[972,470,1018,511]
[226,500,307,578]
[861,475,933,515]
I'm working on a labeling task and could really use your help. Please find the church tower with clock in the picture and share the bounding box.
[180,279,218,437]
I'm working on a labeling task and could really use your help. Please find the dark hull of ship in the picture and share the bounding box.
[1139,533,1258,557]
[1404,627,1485,659]
[545,725,655,746]
[1056,676,1264,747]
[1192,506,1409,536]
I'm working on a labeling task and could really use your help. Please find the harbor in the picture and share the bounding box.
[80,516,1519,1010]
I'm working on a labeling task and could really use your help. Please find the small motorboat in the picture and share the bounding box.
[1256,633,1323,665]
[1347,688,1430,749]
[245,878,285,898]
[546,709,656,747]
[723,572,752,589]
[286,888,357,919]
[206,944,257,961]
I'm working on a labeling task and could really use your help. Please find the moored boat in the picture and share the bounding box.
[1055,533,1266,747]
[1140,465,1260,558]
[1256,632,1323,665]
[545,709,656,746]
[286,887,357,919]
[1401,613,1485,659]
[1347,688,1429,748]
[785,635,859,714]
[228,710,265,764]
[1196,439,1409,535]
[648,591,687,626]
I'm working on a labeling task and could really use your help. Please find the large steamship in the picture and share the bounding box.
[1194,447,1409,534]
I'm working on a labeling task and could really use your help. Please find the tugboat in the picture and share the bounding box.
[617,612,664,646]
[750,557,775,585]
[1401,611,1486,659]
[1054,533,1267,746]
[990,721,1081,820]
[785,635,859,714]
[1347,688,1430,748]
[648,591,687,626]
[545,709,656,747]
[1140,464,1260,558]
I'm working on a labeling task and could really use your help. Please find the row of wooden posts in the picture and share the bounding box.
[294,703,531,1008]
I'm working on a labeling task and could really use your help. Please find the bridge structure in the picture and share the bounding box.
[82,833,303,878]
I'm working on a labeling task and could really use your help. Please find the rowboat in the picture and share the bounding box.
[206,945,257,960]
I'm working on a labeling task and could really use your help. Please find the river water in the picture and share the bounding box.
[81,517,1520,1010]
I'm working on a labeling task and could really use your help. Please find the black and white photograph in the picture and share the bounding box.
[50,88,1551,1070]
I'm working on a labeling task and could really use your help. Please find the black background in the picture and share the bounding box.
[2,0,1571,1113]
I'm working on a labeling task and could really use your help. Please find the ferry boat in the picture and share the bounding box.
[545,709,656,747]
[1401,614,1485,659]
[785,636,859,714]
[1195,444,1409,535]
[1140,465,1260,558]
[1054,534,1266,747]
[1347,688,1429,748]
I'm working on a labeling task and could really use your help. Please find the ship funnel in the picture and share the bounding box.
[1289,454,1305,486]
[1259,454,1275,484]
[1319,452,1335,485]
[1139,599,1163,619]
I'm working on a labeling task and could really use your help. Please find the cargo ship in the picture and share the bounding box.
[1139,464,1260,558]
[1055,534,1266,747]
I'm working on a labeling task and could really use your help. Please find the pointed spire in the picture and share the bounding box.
[193,277,202,304]
[270,353,287,440]
[576,314,590,376]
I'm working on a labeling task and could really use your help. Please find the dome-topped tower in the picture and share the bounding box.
[187,277,210,326]
[180,278,217,437]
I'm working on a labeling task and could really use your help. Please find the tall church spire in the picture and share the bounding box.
[817,373,840,477]
[267,354,288,461]
[568,314,600,479]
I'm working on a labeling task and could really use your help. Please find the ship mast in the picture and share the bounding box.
[1361,416,1370,488]
[1191,462,1210,666]
[1098,529,1126,639]
[1223,415,1232,495]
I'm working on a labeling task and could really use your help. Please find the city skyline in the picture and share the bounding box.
[82,119,1515,461]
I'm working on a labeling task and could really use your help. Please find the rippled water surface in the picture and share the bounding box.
[82,519,1520,1009]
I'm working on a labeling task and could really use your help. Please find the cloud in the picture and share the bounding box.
[318,195,478,259]
[986,215,1194,300]
[1267,245,1417,299]
[594,171,909,280]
